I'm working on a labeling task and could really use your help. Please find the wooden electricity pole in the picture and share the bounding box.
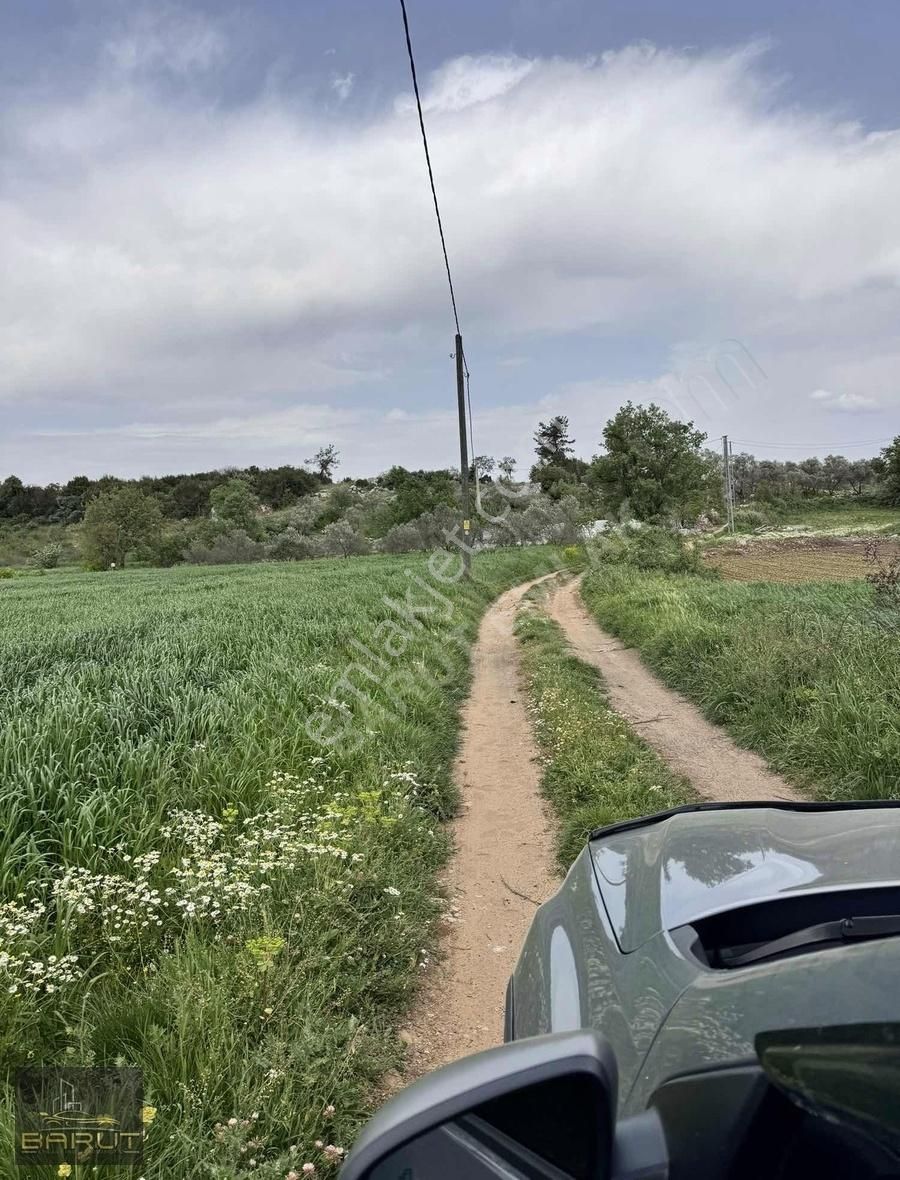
[456,334,472,576]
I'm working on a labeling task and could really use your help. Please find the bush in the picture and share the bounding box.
[0,567,14,580]
[319,520,370,558]
[267,527,321,561]
[380,521,427,554]
[733,508,772,531]
[183,529,267,565]
[140,523,198,567]
[589,526,712,576]
[29,542,63,569]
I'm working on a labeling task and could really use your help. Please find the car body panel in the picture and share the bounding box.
[591,805,900,952]
[510,852,693,1107]
[508,802,900,1114]
[628,934,900,1113]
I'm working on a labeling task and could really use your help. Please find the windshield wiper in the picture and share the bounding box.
[718,914,900,968]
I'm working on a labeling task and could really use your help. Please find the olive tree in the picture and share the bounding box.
[81,487,163,569]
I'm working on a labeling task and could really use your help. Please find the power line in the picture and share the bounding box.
[399,0,474,573]
[399,0,461,336]
[732,438,892,452]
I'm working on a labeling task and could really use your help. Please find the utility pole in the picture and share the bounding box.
[456,333,472,576]
[722,434,735,533]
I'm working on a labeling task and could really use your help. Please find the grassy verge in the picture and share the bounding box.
[515,586,693,871]
[580,565,900,801]
[0,547,560,1178]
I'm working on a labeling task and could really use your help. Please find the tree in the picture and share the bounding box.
[729,453,758,502]
[877,437,900,505]
[498,456,517,483]
[473,455,495,482]
[821,454,851,495]
[252,465,319,509]
[799,457,824,496]
[171,477,210,519]
[209,478,260,533]
[81,487,163,569]
[533,416,574,466]
[0,476,23,516]
[378,467,456,526]
[848,458,874,496]
[592,402,708,522]
[308,445,340,482]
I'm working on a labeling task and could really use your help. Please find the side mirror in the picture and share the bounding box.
[340,1030,663,1180]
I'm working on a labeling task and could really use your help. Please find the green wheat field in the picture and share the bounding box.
[0,549,557,1179]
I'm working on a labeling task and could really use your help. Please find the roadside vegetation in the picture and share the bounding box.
[0,547,559,1177]
[516,585,693,869]
[580,537,900,801]
[6,414,900,572]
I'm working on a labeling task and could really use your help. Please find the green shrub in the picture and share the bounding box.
[0,567,14,580]
[183,528,268,565]
[733,508,771,530]
[28,541,63,569]
[588,525,712,576]
[267,526,321,561]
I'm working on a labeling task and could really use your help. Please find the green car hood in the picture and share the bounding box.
[590,804,900,952]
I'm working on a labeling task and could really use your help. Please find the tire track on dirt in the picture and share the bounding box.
[546,575,802,803]
[391,574,560,1086]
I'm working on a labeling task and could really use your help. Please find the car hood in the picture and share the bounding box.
[590,804,900,951]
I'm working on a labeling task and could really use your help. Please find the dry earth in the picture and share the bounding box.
[390,574,560,1085]
[706,536,900,583]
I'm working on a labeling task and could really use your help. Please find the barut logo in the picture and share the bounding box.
[15,1067,144,1167]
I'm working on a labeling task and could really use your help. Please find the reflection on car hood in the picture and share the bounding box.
[590,805,900,952]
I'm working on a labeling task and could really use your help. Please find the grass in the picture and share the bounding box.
[772,500,900,532]
[0,547,561,1179]
[0,521,78,569]
[515,584,693,870]
[580,564,900,802]
[701,500,900,545]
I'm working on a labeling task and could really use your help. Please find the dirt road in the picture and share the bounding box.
[394,575,560,1082]
[394,569,801,1088]
[546,576,802,803]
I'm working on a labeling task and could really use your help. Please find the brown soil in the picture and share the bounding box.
[546,576,802,804]
[707,537,900,583]
[389,575,560,1087]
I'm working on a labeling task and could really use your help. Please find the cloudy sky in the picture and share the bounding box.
[3,1,900,483]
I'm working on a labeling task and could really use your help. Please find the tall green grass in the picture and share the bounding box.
[0,548,559,1179]
[516,588,693,869]
[581,566,900,801]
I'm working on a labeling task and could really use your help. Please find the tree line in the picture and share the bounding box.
[0,447,341,525]
[524,407,900,518]
[4,403,900,570]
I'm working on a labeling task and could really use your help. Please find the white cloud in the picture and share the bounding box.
[331,73,355,101]
[809,389,881,413]
[4,39,900,478]
[104,7,227,77]
[419,54,536,112]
